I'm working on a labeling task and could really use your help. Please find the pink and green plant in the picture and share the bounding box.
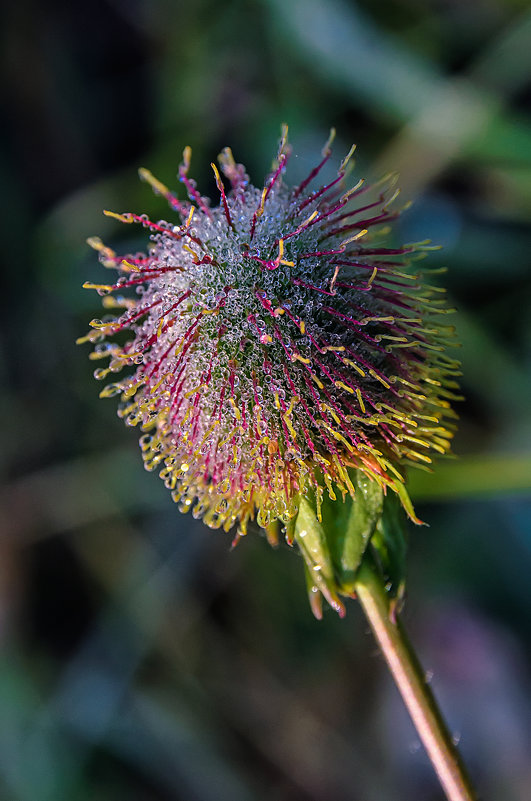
[80,126,475,801]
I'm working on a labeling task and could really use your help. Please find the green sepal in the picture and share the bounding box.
[370,489,409,606]
[292,471,412,617]
[294,495,346,618]
[322,471,384,595]
[293,471,387,616]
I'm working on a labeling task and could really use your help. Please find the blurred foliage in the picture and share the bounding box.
[1,0,530,799]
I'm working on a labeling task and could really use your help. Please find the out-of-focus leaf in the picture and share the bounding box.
[470,11,531,95]
[266,0,443,120]
[409,453,531,501]
[463,113,531,168]
[456,307,531,420]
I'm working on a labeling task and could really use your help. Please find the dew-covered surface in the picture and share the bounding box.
[81,134,460,537]
[2,1,531,800]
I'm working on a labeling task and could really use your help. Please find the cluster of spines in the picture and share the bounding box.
[79,127,462,538]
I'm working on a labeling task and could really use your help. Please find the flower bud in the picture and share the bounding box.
[80,126,461,615]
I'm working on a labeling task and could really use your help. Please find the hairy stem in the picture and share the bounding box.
[354,552,477,801]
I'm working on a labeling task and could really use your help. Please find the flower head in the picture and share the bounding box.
[80,126,460,550]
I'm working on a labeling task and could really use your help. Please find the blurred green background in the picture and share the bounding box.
[1,0,531,799]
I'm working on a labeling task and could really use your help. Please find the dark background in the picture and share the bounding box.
[1,1,531,799]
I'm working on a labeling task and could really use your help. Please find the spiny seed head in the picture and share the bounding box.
[80,126,461,543]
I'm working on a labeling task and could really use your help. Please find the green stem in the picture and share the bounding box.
[354,553,477,801]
